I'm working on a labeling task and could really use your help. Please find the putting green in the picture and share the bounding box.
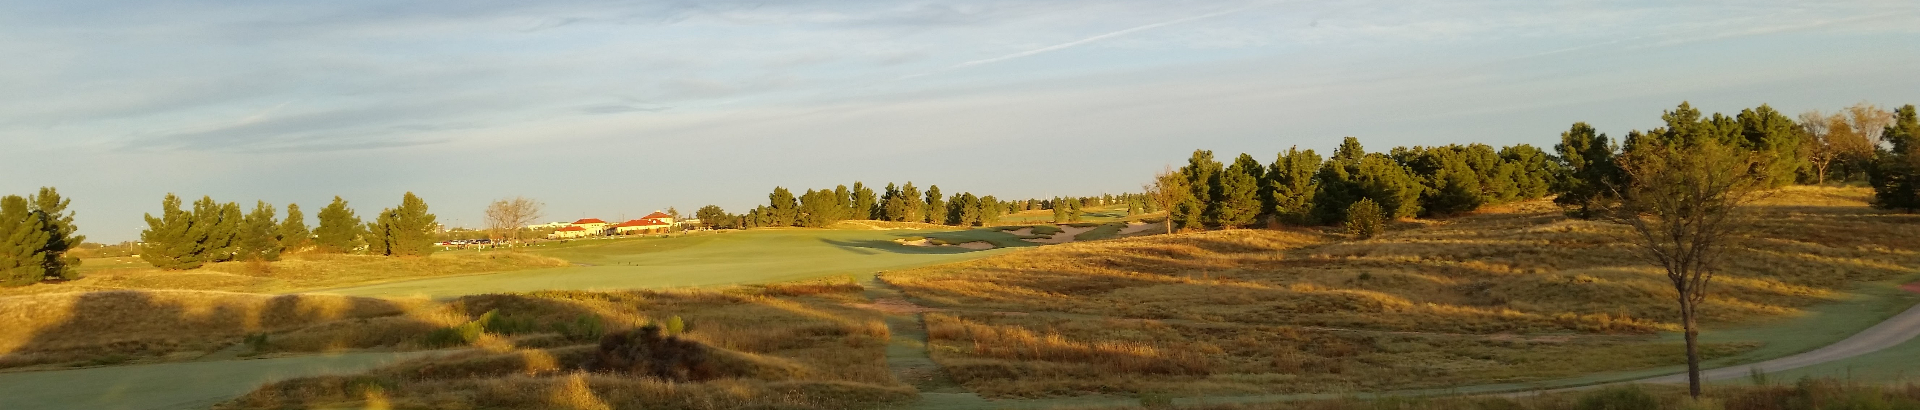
[315,228,1019,298]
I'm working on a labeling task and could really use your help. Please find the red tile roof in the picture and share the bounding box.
[616,218,671,227]
[556,226,587,232]
[641,211,673,220]
[572,218,607,225]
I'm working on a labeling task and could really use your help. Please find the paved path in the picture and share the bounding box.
[1638,301,1920,384]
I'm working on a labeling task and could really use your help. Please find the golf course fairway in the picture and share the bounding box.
[315,228,1016,298]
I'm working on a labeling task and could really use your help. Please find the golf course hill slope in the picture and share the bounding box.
[879,186,1920,397]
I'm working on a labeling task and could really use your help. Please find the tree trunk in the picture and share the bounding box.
[1681,295,1703,398]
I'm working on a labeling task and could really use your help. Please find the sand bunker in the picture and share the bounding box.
[896,238,996,250]
[1022,225,1097,244]
[1119,222,1163,235]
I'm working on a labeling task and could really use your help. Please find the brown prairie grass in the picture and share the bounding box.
[219,284,914,410]
[883,187,1920,397]
[0,290,440,369]
[0,251,570,296]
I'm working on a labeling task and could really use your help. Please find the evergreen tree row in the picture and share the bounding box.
[1164,101,1920,232]
[139,192,438,270]
[699,182,1022,229]
[0,187,83,286]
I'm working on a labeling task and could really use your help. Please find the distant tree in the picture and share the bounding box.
[1314,138,1424,223]
[1213,154,1263,227]
[901,182,925,223]
[852,182,877,221]
[313,196,365,253]
[1398,146,1484,217]
[1553,122,1623,218]
[237,201,283,262]
[1499,144,1559,200]
[832,185,851,219]
[924,185,946,225]
[1145,166,1191,234]
[484,196,543,246]
[1603,135,1769,399]
[1869,105,1920,211]
[387,193,439,257]
[797,189,847,227]
[140,194,209,269]
[365,210,396,256]
[950,193,981,226]
[1065,198,1084,222]
[1,195,51,286]
[1798,110,1841,184]
[1267,147,1321,226]
[280,203,311,252]
[198,198,242,263]
[768,187,799,227]
[979,195,1003,226]
[28,187,82,280]
[695,205,728,229]
[1736,104,1806,188]
[1173,150,1221,230]
[1050,198,1068,223]
[1344,198,1385,240]
[1125,198,1143,216]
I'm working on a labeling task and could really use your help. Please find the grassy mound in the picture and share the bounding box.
[218,284,915,410]
[0,290,436,368]
[882,187,1920,397]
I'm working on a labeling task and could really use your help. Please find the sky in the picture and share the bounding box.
[2,0,1917,242]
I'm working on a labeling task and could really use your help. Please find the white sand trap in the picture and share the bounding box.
[1007,227,1034,236]
[896,238,997,250]
[1119,222,1164,235]
[1022,225,1097,244]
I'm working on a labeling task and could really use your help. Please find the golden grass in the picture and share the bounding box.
[0,290,437,368]
[882,187,1920,397]
[0,251,570,296]
[1065,379,1920,410]
[218,285,915,410]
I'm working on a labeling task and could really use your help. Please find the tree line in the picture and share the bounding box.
[1151,102,1920,234]
[695,182,1013,229]
[0,187,83,286]
[139,192,440,270]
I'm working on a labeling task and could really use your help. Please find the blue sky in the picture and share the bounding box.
[3,0,1917,241]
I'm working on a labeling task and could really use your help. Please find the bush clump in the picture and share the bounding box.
[1344,198,1385,239]
[589,325,715,382]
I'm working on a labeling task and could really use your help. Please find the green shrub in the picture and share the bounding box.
[421,310,492,347]
[666,315,686,336]
[1345,198,1386,239]
[1577,385,1659,410]
[551,315,604,342]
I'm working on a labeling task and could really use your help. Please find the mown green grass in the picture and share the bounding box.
[319,229,1016,298]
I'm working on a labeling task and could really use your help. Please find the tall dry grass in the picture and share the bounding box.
[0,290,436,368]
[219,285,913,410]
[883,187,1920,397]
[0,251,570,296]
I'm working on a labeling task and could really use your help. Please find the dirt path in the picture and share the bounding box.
[1630,284,1920,384]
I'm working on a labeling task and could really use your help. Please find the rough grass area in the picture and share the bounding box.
[882,187,1920,398]
[0,251,571,296]
[1068,380,1920,410]
[218,283,916,410]
[0,290,443,369]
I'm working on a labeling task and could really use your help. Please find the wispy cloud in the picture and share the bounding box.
[904,4,1268,79]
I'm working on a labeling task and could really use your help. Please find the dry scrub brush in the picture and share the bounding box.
[882,187,1920,397]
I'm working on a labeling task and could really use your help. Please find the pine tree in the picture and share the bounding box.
[1,195,51,286]
[280,203,310,251]
[314,196,364,253]
[1499,144,1559,200]
[1737,104,1807,188]
[979,195,1002,226]
[1345,198,1386,240]
[833,185,851,218]
[1314,138,1425,223]
[238,201,283,262]
[1066,198,1084,222]
[1213,154,1263,227]
[1268,147,1322,225]
[798,189,847,227]
[1869,105,1920,211]
[197,198,243,263]
[949,193,980,226]
[768,187,799,227]
[852,182,877,221]
[140,194,208,269]
[1553,122,1623,218]
[365,209,396,256]
[28,187,82,280]
[1400,146,1484,216]
[901,182,924,223]
[924,185,946,224]
[386,192,438,257]
[1051,198,1068,223]
[1174,150,1222,229]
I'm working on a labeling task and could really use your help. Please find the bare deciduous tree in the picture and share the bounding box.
[484,197,544,246]
[1799,110,1838,185]
[1846,102,1895,146]
[1604,137,1769,399]
[1145,166,1190,235]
